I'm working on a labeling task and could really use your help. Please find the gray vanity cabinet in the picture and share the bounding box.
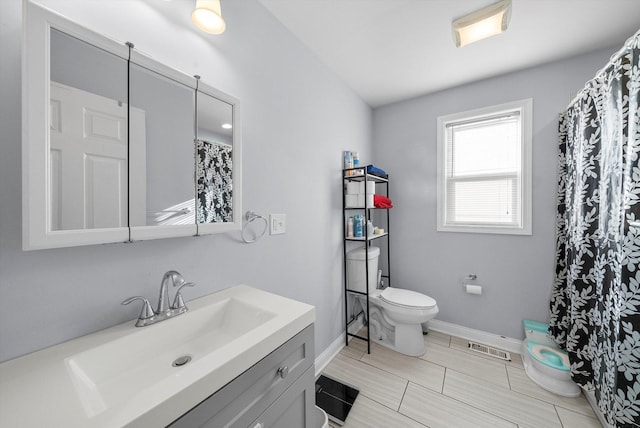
[169,325,315,428]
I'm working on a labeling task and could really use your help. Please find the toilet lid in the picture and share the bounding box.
[379,287,437,309]
[527,342,571,371]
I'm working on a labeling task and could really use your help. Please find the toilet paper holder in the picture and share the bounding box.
[463,274,481,295]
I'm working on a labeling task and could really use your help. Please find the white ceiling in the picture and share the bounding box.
[258,0,640,107]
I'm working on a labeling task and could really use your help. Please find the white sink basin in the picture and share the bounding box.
[66,297,276,417]
[0,285,315,428]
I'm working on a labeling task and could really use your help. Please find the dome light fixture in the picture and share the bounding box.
[192,0,226,35]
[452,0,511,48]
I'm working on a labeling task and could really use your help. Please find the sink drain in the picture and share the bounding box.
[172,355,192,367]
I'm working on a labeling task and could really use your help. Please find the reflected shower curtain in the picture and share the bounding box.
[550,30,640,427]
[196,140,233,223]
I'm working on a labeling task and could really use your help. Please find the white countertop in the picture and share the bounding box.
[0,285,315,427]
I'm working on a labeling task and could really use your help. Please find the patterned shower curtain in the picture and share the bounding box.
[549,30,640,427]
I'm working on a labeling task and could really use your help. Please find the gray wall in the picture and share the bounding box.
[0,0,371,362]
[372,47,617,339]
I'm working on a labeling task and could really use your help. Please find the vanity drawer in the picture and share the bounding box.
[169,324,314,428]
[248,365,315,428]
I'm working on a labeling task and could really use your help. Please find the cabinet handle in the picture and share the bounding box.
[277,365,289,379]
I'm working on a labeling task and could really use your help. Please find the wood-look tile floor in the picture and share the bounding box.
[321,331,601,428]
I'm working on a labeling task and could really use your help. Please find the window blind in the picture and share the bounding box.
[444,113,522,227]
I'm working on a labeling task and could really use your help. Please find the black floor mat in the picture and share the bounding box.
[315,375,359,425]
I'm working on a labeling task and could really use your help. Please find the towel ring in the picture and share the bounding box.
[242,211,268,243]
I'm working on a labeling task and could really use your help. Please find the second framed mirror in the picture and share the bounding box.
[196,82,242,235]
[128,52,198,241]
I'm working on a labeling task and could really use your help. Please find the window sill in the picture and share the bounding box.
[437,224,532,236]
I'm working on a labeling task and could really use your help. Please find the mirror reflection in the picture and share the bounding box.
[49,29,128,231]
[196,90,233,223]
[129,64,195,226]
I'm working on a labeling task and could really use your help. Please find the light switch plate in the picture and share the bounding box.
[270,214,286,235]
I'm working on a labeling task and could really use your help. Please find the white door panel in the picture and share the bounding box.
[85,154,126,229]
[49,82,146,230]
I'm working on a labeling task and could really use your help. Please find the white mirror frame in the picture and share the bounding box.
[22,1,242,250]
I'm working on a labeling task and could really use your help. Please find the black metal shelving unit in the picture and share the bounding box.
[342,166,391,354]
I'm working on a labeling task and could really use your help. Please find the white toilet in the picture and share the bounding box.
[521,319,580,397]
[347,247,438,357]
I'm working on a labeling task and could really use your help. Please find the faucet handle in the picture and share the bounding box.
[171,282,196,310]
[122,296,155,321]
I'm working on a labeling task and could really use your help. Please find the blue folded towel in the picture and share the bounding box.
[366,164,387,178]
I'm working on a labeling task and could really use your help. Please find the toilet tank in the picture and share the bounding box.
[346,246,380,294]
[523,319,557,347]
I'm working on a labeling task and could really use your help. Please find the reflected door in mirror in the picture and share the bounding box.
[49,29,129,230]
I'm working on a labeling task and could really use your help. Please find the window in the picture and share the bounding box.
[437,99,532,235]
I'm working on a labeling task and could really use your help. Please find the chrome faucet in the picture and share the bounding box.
[122,270,195,327]
[157,270,178,314]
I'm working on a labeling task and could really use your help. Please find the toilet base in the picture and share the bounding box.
[373,333,426,357]
[521,340,580,397]
[356,294,434,357]
[368,311,426,356]
[395,323,426,356]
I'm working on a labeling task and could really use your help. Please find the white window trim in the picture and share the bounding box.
[436,99,532,235]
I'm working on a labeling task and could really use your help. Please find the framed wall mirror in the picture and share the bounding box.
[22,1,242,250]
[49,28,130,232]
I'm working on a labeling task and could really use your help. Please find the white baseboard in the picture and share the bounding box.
[316,318,522,376]
[315,333,344,377]
[315,315,364,377]
[428,319,522,354]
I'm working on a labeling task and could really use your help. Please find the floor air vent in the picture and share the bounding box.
[468,341,511,361]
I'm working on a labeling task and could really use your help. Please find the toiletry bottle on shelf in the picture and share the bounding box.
[352,152,360,174]
[353,215,359,237]
[343,151,352,176]
[354,214,363,237]
[347,217,354,238]
[367,220,374,236]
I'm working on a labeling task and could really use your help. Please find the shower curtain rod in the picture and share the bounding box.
[565,27,640,110]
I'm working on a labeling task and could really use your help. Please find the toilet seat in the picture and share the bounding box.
[527,342,570,371]
[379,287,437,309]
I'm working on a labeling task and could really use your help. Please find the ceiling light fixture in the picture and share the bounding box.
[192,0,226,35]
[221,123,232,129]
[452,0,511,48]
